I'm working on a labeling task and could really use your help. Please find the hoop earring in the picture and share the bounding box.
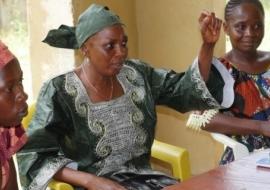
[85,57,90,64]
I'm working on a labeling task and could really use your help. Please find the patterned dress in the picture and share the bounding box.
[219,57,270,164]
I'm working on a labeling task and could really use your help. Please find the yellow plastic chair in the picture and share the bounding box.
[21,103,191,190]
[151,139,191,181]
[47,180,73,190]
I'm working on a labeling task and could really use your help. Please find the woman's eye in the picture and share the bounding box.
[122,41,127,47]
[254,23,262,30]
[19,78,24,85]
[105,43,114,50]
[18,81,23,87]
[5,86,13,93]
[235,24,245,31]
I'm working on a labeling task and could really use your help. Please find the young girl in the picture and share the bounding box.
[188,0,270,164]
[0,41,28,189]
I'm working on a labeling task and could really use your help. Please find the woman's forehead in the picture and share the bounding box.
[229,3,264,20]
[86,25,127,45]
[0,60,22,82]
[94,25,126,39]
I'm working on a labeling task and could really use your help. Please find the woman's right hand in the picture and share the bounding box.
[197,11,223,81]
[84,175,127,190]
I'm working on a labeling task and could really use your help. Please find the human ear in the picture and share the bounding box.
[223,22,229,35]
[81,45,88,56]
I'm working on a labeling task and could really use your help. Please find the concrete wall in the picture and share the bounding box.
[135,0,225,175]
[27,0,75,99]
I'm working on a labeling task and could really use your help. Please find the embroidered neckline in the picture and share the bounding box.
[81,62,114,101]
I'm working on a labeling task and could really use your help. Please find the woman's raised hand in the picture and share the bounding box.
[199,11,222,45]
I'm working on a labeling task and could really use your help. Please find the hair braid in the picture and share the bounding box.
[225,0,264,21]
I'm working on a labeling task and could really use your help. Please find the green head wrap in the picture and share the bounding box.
[43,4,123,49]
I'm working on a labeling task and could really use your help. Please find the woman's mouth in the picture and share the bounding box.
[18,105,28,119]
[111,63,123,70]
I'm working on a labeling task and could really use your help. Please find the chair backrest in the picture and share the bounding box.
[151,140,191,181]
[22,102,36,129]
[16,102,36,190]
[210,132,249,160]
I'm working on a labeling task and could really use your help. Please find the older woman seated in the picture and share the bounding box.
[18,3,233,190]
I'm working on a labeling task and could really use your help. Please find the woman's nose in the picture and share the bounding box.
[245,27,255,36]
[115,45,127,58]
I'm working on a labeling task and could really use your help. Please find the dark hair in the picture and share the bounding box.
[225,0,265,21]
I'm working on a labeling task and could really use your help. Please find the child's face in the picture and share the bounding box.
[0,59,28,127]
[224,3,264,53]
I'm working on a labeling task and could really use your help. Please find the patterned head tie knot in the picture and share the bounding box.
[0,41,15,70]
[43,4,123,49]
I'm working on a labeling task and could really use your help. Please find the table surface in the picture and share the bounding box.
[165,149,270,190]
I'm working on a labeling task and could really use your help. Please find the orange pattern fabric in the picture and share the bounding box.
[219,57,270,164]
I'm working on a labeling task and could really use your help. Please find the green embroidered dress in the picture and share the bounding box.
[18,58,234,190]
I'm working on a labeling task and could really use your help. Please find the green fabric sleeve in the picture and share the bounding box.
[130,59,227,113]
[17,81,73,189]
